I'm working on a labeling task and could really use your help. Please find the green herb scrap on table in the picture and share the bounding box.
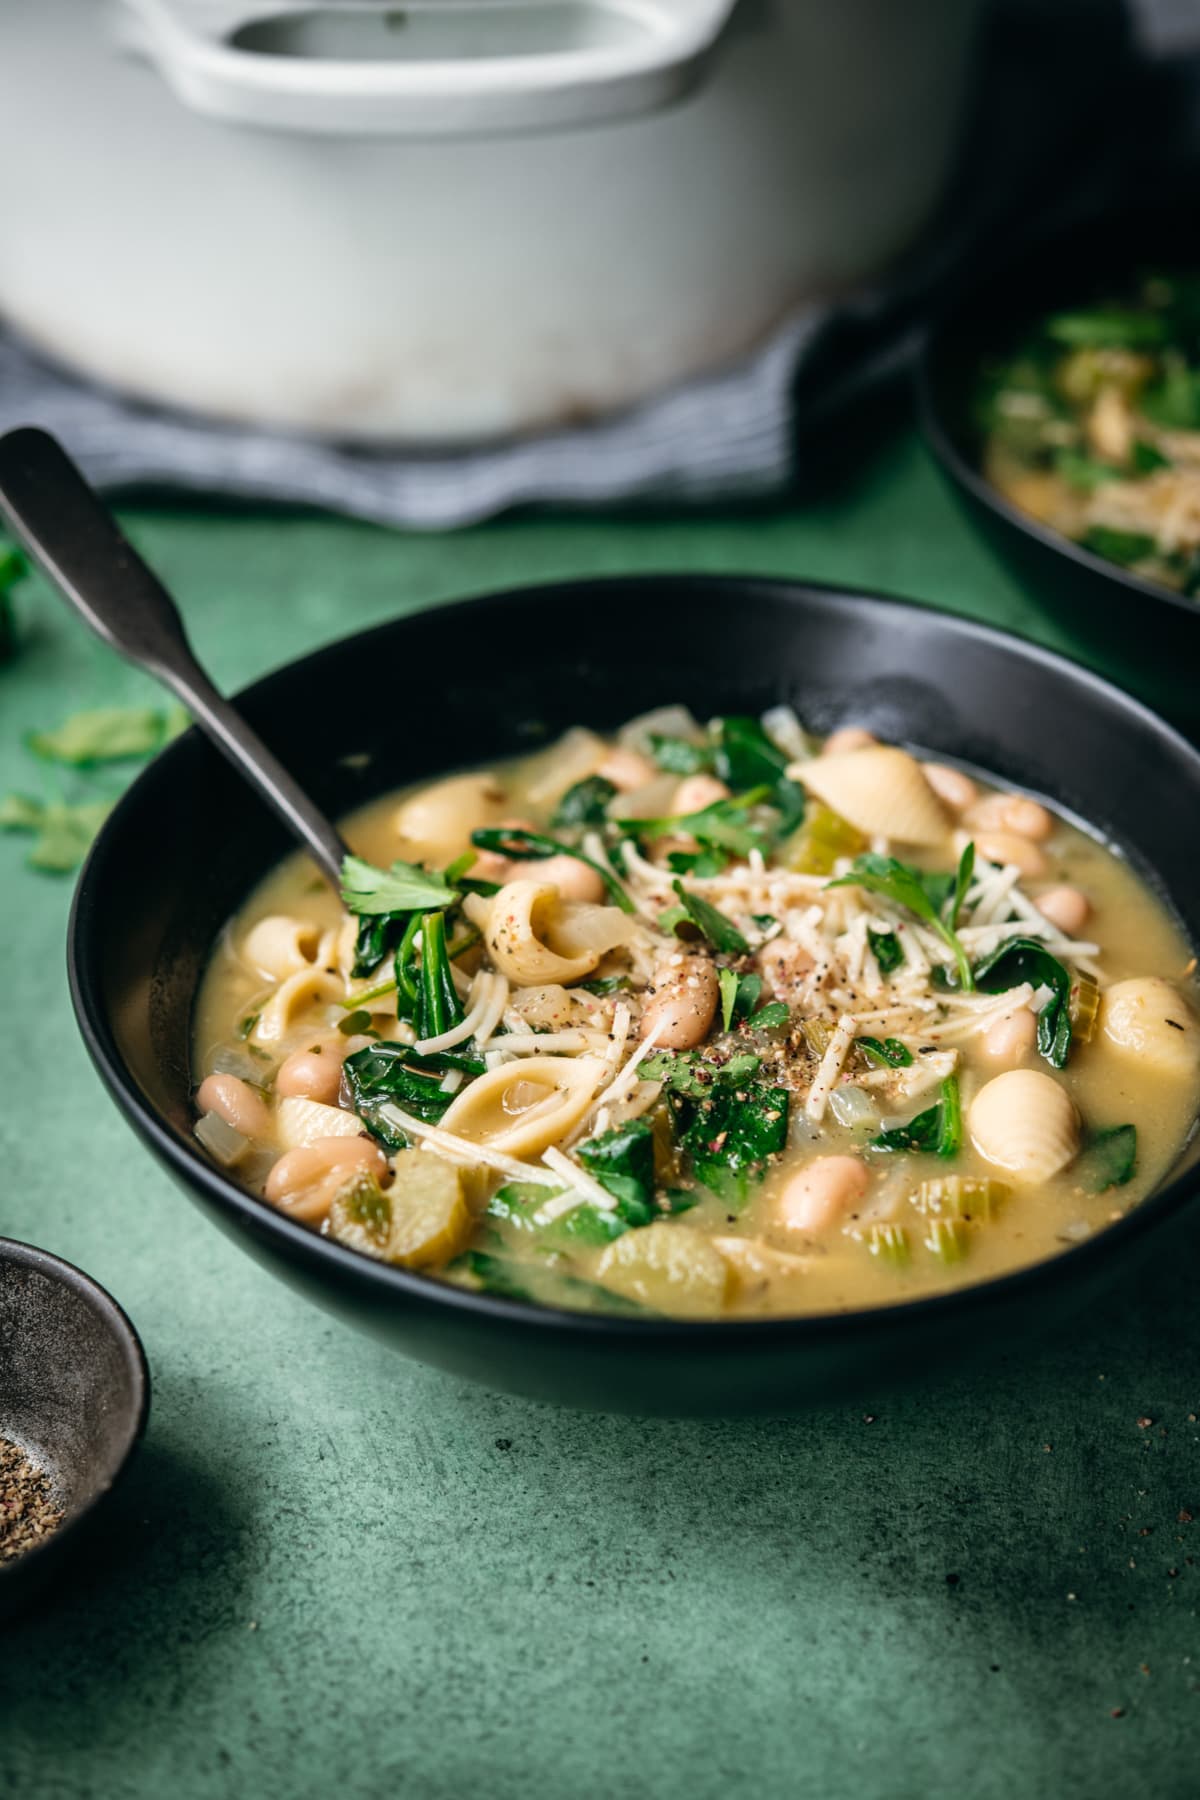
[0,551,189,873]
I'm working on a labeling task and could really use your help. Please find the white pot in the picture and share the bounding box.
[0,0,985,445]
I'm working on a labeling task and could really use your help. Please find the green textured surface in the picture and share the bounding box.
[2,430,1198,1799]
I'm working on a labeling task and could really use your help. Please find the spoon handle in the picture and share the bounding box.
[0,427,347,888]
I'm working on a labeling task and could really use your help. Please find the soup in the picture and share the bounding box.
[193,707,1200,1319]
[978,271,1200,594]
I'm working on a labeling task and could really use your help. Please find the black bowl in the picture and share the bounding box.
[915,200,1200,733]
[68,577,1200,1415]
[0,1239,149,1619]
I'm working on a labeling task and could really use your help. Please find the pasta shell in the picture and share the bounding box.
[968,1070,1080,1184]
[439,1055,605,1159]
[242,914,322,981]
[277,1096,367,1150]
[1100,978,1200,1081]
[796,747,951,848]
[393,772,509,864]
[253,965,344,1044]
[483,880,635,987]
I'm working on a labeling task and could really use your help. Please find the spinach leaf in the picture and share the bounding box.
[580,974,631,996]
[1140,353,1200,430]
[456,1251,536,1302]
[1079,526,1157,567]
[649,733,713,775]
[416,910,464,1040]
[1053,448,1124,493]
[663,878,749,956]
[973,936,1072,1069]
[487,1183,626,1246]
[576,1119,656,1227]
[1077,1123,1137,1193]
[1045,307,1168,348]
[871,1076,962,1158]
[868,928,905,975]
[829,850,974,991]
[1132,439,1171,473]
[713,715,806,833]
[470,826,633,912]
[341,854,459,918]
[342,1041,467,1150]
[858,1036,914,1069]
[552,775,617,829]
[669,1080,790,1205]
[640,1048,761,1097]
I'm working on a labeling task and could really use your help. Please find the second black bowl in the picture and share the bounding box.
[69,577,1200,1413]
[915,199,1200,734]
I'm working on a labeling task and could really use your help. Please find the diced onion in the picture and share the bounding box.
[194,1110,249,1167]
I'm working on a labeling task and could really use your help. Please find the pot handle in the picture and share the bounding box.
[117,0,738,137]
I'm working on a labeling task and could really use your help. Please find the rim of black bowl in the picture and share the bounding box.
[0,1237,149,1582]
[67,577,1200,1350]
[913,212,1200,628]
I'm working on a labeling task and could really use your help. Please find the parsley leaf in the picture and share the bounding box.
[616,788,773,858]
[829,849,974,992]
[663,879,749,956]
[341,854,459,918]
[641,1049,761,1097]
[858,1036,914,1069]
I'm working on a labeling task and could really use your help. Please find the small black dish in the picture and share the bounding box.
[0,1239,148,1619]
[68,577,1200,1415]
[915,197,1200,733]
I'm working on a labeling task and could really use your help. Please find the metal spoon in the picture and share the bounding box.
[0,426,347,886]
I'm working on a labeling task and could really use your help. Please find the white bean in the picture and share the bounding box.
[778,1157,868,1234]
[921,763,979,813]
[981,1006,1038,1066]
[596,747,656,792]
[967,793,1053,842]
[264,1136,388,1224]
[973,831,1048,878]
[196,1072,271,1142]
[672,774,730,814]
[639,956,719,1049]
[1034,885,1090,936]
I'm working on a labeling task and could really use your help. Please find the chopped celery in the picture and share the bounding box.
[783,803,866,876]
[866,1222,910,1268]
[912,1176,1010,1222]
[1069,970,1100,1043]
[924,1219,969,1264]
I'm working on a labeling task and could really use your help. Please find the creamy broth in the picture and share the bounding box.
[193,710,1200,1319]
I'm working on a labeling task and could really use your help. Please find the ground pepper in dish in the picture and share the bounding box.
[0,1436,64,1561]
